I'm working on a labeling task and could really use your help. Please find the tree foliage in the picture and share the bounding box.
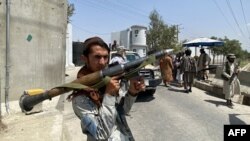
[146,10,179,52]
[67,3,75,23]
[210,36,250,62]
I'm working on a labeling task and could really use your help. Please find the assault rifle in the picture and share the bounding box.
[229,60,241,84]
[184,66,216,73]
[19,49,172,112]
[197,67,217,73]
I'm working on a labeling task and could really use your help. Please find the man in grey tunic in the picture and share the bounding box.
[70,37,145,141]
[221,54,241,106]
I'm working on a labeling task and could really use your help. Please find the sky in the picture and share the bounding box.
[69,0,250,51]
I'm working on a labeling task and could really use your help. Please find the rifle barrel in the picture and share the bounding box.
[102,49,170,77]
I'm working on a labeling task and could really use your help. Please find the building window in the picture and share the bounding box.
[143,49,146,53]
[135,30,138,34]
[133,49,137,52]
[135,30,138,37]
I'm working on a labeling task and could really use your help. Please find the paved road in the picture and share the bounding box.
[127,85,250,141]
[2,67,248,141]
[61,67,250,141]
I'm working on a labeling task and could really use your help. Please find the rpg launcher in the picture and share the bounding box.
[19,49,172,113]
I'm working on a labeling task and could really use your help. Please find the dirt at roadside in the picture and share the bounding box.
[0,119,7,132]
[241,63,250,71]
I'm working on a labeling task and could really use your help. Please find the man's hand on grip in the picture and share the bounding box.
[128,76,146,96]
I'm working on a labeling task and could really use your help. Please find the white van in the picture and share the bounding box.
[110,51,162,95]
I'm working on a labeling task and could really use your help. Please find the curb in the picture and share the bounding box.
[194,80,250,106]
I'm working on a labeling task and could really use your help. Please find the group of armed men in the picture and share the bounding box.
[160,48,211,91]
[68,36,240,141]
[159,48,241,107]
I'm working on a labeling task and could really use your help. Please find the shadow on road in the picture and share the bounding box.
[229,114,248,125]
[204,99,228,107]
[204,91,224,99]
[158,84,168,87]
[167,87,186,93]
[158,83,187,94]
[158,82,181,88]
[136,94,155,102]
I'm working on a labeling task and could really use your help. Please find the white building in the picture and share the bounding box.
[111,25,147,57]
[66,23,75,70]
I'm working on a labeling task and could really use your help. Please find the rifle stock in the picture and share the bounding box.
[19,49,171,112]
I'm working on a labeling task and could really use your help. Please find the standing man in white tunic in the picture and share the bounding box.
[221,54,241,106]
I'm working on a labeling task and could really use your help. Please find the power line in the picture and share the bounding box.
[75,0,178,26]
[114,0,179,24]
[106,0,149,18]
[211,0,250,48]
[75,0,134,24]
[72,23,110,35]
[226,0,246,38]
[112,0,149,16]
[83,0,148,23]
[240,0,250,40]
[105,0,179,25]
[211,0,238,35]
[101,0,149,23]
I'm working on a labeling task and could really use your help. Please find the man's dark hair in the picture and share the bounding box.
[185,49,192,56]
[200,48,205,53]
[82,36,110,56]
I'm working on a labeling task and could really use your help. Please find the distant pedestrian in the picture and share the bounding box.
[180,49,197,93]
[110,46,127,65]
[176,52,184,87]
[111,40,119,51]
[221,54,241,107]
[197,48,211,80]
[160,54,174,87]
[173,54,178,81]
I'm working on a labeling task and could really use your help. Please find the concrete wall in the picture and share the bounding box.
[187,47,224,64]
[0,0,67,101]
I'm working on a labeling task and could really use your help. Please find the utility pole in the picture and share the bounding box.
[5,0,11,114]
[176,24,183,42]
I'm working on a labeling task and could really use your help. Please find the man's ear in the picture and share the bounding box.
[81,55,87,64]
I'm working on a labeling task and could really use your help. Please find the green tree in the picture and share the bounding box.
[146,10,178,52]
[210,36,243,62]
[210,36,224,64]
[173,42,183,53]
[67,3,75,23]
[222,37,242,59]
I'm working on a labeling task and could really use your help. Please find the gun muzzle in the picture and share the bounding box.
[19,90,51,112]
